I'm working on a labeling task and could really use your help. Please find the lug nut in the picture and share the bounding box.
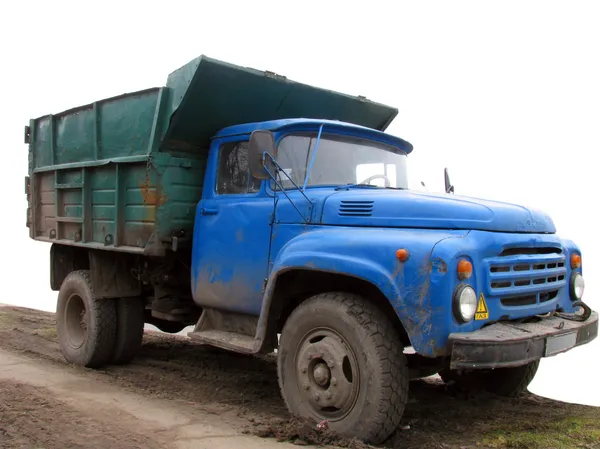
[303,383,309,390]
[315,394,320,402]
[301,367,307,373]
[324,391,332,399]
[331,377,337,386]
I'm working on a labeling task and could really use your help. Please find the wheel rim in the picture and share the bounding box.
[65,293,87,349]
[294,327,360,421]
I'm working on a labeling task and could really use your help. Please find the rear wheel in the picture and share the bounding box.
[440,360,540,397]
[277,293,409,444]
[56,270,116,368]
[111,297,145,365]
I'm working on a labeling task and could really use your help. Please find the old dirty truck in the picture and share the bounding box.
[24,55,598,444]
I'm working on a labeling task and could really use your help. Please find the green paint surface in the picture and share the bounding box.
[26,55,397,255]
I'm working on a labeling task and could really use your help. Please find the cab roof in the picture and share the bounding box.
[215,118,414,154]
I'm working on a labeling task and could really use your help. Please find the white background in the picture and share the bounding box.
[1,1,598,406]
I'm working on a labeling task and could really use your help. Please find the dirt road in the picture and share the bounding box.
[0,305,599,449]
[0,349,295,449]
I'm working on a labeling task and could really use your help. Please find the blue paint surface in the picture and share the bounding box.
[192,136,273,315]
[191,118,585,357]
[215,119,413,154]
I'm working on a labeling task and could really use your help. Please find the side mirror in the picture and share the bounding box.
[444,168,454,194]
[248,130,277,180]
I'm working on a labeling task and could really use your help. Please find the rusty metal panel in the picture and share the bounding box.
[26,85,205,255]
[28,157,203,255]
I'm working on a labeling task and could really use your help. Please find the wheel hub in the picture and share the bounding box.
[295,328,359,420]
[313,363,331,386]
[65,294,87,349]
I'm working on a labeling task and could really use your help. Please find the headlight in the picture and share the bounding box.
[570,273,585,300]
[453,284,477,323]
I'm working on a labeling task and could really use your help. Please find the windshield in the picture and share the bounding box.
[275,134,409,189]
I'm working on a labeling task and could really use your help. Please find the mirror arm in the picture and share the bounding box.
[262,152,312,224]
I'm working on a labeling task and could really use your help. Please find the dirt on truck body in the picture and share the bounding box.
[1,305,599,449]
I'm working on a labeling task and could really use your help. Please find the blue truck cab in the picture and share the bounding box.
[26,56,598,444]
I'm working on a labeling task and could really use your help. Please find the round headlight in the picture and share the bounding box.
[570,273,585,300]
[453,284,477,323]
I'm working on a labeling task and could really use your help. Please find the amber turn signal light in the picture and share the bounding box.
[396,249,410,262]
[571,253,582,269]
[457,259,473,280]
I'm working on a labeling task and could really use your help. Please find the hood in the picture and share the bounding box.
[319,189,555,233]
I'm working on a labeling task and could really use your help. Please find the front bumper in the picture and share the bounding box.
[448,310,598,369]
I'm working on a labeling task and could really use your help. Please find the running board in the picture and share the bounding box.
[188,330,257,354]
[187,308,260,354]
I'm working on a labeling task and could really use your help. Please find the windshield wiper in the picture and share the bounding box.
[335,183,379,191]
[334,184,406,191]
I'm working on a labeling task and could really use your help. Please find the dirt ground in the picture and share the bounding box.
[0,305,599,449]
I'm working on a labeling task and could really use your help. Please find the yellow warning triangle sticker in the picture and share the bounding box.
[475,293,489,320]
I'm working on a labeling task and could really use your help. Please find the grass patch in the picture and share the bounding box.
[484,415,600,448]
[36,327,58,340]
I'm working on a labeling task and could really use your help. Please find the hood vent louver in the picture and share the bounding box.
[338,200,374,217]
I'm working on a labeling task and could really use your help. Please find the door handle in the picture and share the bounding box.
[200,207,219,216]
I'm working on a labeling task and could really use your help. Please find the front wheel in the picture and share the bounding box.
[440,360,540,397]
[277,293,409,444]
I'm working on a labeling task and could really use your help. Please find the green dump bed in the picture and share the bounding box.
[25,55,398,256]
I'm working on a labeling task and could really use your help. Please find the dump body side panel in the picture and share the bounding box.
[27,88,204,254]
[26,54,399,255]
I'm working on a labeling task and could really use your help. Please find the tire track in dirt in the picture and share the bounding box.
[0,379,163,449]
[2,305,599,449]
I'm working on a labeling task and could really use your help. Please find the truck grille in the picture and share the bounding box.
[500,290,559,307]
[485,247,567,305]
[338,200,374,217]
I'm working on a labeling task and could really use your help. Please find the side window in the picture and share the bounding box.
[216,141,261,194]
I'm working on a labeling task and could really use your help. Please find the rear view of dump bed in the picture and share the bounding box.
[25,55,398,256]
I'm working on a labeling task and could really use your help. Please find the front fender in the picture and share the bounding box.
[273,249,403,308]
[258,225,469,352]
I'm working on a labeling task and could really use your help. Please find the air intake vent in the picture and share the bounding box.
[338,200,374,217]
[500,247,562,256]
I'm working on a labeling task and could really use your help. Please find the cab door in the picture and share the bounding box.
[191,138,274,316]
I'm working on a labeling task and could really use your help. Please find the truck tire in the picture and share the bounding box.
[440,360,540,397]
[56,270,116,368]
[277,292,409,444]
[111,297,145,365]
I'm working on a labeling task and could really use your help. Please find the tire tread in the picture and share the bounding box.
[278,292,408,444]
[57,270,116,368]
[440,360,540,397]
[111,297,145,365]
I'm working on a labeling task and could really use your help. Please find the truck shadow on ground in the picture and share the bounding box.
[0,305,598,449]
